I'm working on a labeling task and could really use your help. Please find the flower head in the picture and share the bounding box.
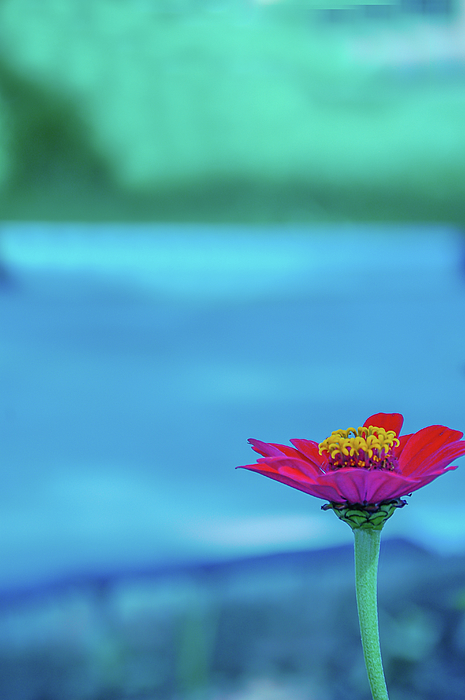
[238,413,465,508]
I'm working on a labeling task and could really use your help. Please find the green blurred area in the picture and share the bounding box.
[0,0,463,222]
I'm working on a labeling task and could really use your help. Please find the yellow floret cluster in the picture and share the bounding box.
[319,425,400,461]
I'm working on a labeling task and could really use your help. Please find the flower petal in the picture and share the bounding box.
[248,439,287,458]
[407,465,457,491]
[265,456,323,477]
[289,439,327,471]
[399,425,465,476]
[237,462,342,501]
[363,412,404,436]
[406,442,465,477]
[270,442,308,459]
[393,434,413,458]
[239,455,322,478]
[248,439,322,464]
[319,468,419,503]
[320,469,370,503]
[359,471,418,502]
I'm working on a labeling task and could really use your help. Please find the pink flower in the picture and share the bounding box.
[238,413,465,506]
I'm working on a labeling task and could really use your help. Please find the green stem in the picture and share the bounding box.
[353,528,389,700]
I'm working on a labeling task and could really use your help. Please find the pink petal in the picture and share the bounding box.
[248,439,321,465]
[407,443,465,477]
[323,469,373,503]
[248,439,287,458]
[237,463,342,501]
[265,455,323,477]
[294,481,349,502]
[399,426,465,475]
[289,439,327,471]
[317,468,419,504]
[363,413,404,436]
[270,442,308,459]
[393,434,413,458]
[407,465,457,491]
[358,471,418,502]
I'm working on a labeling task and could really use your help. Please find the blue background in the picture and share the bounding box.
[1,224,464,594]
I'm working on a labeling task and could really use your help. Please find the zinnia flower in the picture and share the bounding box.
[238,412,465,507]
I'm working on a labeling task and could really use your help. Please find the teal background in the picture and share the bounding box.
[0,0,464,223]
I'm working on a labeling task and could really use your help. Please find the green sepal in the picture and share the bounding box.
[322,498,407,531]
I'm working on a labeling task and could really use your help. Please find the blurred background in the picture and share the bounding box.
[1,0,465,223]
[1,1,465,699]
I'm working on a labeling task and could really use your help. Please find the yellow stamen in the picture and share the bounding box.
[318,425,400,466]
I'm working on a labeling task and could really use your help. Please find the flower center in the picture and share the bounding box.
[318,425,400,471]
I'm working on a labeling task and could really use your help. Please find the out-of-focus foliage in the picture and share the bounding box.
[0,542,464,700]
[0,0,463,221]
